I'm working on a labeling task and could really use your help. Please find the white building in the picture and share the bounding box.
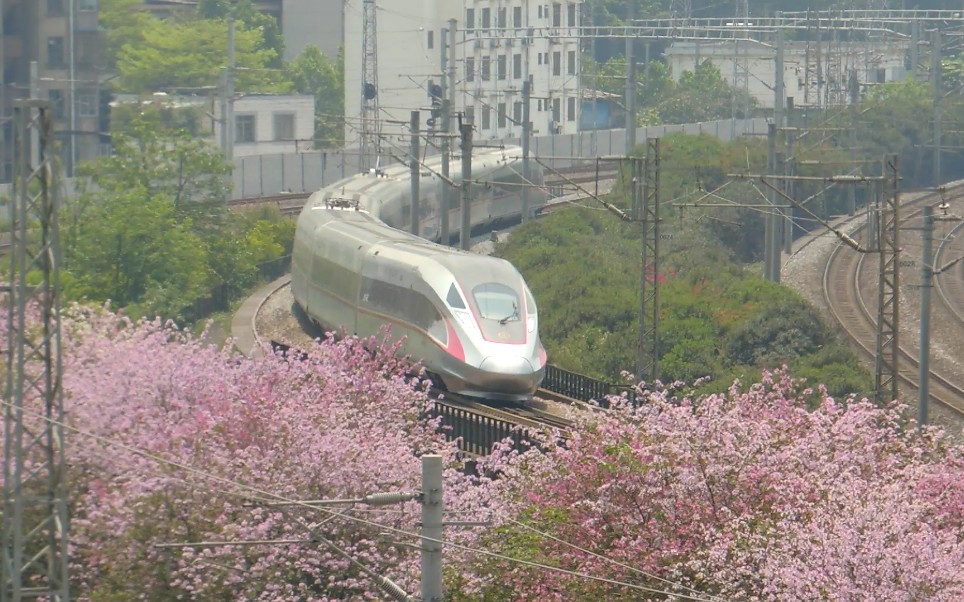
[215,94,316,158]
[344,1,582,160]
[461,1,582,140]
[664,39,911,110]
[281,0,345,62]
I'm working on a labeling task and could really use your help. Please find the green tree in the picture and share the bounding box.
[658,60,757,123]
[497,133,870,393]
[197,0,285,68]
[66,112,294,321]
[286,45,345,147]
[857,81,931,186]
[115,16,286,93]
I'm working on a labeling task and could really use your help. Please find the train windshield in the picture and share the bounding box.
[473,283,519,322]
[469,282,526,344]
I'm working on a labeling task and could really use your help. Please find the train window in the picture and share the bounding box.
[472,283,519,322]
[361,277,446,344]
[446,283,466,309]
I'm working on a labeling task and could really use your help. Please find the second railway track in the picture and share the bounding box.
[824,183,964,423]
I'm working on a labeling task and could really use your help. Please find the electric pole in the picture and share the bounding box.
[2,100,70,602]
[460,118,473,251]
[624,0,636,153]
[420,455,444,602]
[410,111,420,236]
[932,29,942,187]
[637,139,661,382]
[360,0,380,171]
[918,205,933,428]
[226,17,235,162]
[875,155,901,403]
[521,80,531,222]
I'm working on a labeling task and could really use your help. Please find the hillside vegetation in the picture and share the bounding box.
[497,133,870,398]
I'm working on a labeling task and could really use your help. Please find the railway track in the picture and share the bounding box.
[823,184,964,422]
[935,217,964,334]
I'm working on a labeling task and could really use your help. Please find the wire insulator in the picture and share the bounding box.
[362,492,419,506]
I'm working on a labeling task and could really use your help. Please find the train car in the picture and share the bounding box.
[314,145,547,242]
[292,202,546,400]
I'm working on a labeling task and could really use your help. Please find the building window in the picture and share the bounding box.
[47,0,64,16]
[567,96,576,121]
[77,91,97,117]
[481,105,490,130]
[48,90,65,120]
[481,7,490,29]
[427,30,434,49]
[513,6,522,28]
[513,101,523,124]
[465,8,474,29]
[497,102,507,128]
[481,56,491,81]
[465,57,475,82]
[552,51,561,76]
[537,53,543,66]
[552,3,561,27]
[47,37,65,68]
[78,0,98,11]
[537,5,543,18]
[497,7,507,29]
[497,55,506,80]
[568,2,576,26]
[552,98,561,124]
[513,54,522,79]
[274,113,295,141]
[236,114,256,143]
[567,50,576,75]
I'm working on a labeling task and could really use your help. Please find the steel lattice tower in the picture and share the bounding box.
[875,155,900,403]
[635,139,661,383]
[1,101,69,601]
[360,0,381,170]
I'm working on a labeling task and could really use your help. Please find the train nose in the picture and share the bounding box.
[480,355,533,375]
[478,356,538,394]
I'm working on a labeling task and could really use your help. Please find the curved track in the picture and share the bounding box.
[935,218,964,333]
[823,186,964,421]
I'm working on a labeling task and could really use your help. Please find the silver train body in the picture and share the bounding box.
[292,146,547,400]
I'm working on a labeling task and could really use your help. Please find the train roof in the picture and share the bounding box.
[311,145,524,207]
[301,205,520,277]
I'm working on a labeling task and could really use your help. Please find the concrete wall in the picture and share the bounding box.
[230,117,769,198]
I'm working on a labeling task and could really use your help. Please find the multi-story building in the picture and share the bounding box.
[344,1,582,160]
[281,0,344,62]
[0,0,105,180]
[461,1,581,141]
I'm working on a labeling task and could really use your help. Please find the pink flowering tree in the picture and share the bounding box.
[38,305,487,600]
[464,372,964,601]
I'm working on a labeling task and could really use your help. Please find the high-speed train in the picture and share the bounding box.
[291,146,547,400]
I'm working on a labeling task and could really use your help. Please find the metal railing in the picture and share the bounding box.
[541,364,638,408]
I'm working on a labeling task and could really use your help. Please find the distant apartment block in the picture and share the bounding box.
[460,1,582,140]
[344,1,582,157]
[0,0,105,180]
